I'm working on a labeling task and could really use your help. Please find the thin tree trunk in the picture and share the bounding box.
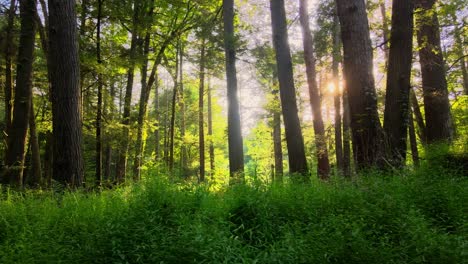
[49,0,84,188]
[408,106,419,166]
[43,131,53,187]
[179,42,187,174]
[169,45,180,173]
[29,97,41,187]
[299,0,330,179]
[116,1,140,183]
[272,87,283,182]
[198,39,206,182]
[133,32,151,180]
[342,90,352,177]
[380,1,390,63]
[332,13,343,173]
[451,14,468,95]
[336,0,385,169]
[3,0,16,139]
[383,0,414,168]
[223,0,245,180]
[410,87,427,143]
[95,0,103,187]
[207,78,215,176]
[415,0,453,143]
[270,0,308,179]
[2,0,37,187]
[154,76,160,162]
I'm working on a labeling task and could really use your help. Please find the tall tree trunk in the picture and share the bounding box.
[415,0,453,143]
[116,1,140,183]
[95,0,103,187]
[342,90,352,177]
[169,45,180,173]
[163,88,170,166]
[299,0,330,179]
[223,0,245,180]
[2,0,37,187]
[270,0,308,178]
[410,88,427,143]
[335,0,385,169]
[207,78,215,176]
[43,131,53,187]
[49,0,84,188]
[3,0,16,136]
[133,32,151,180]
[28,97,41,187]
[179,42,187,174]
[332,13,343,173]
[383,0,414,168]
[154,76,161,162]
[408,106,420,166]
[198,39,206,182]
[272,87,283,182]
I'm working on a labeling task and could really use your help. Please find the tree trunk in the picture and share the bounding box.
[408,106,420,166]
[49,0,84,188]
[415,0,453,143]
[383,0,414,168]
[95,0,103,187]
[43,131,53,187]
[28,97,42,187]
[207,78,215,176]
[116,1,140,183]
[335,0,384,169]
[380,1,390,62]
[133,32,151,180]
[223,0,245,180]
[270,0,308,178]
[410,88,427,143]
[169,45,180,173]
[179,42,188,174]
[3,0,16,136]
[342,90,352,177]
[2,0,37,187]
[272,88,283,182]
[154,76,161,162]
[332,13,343,173]
[299,0,330,179]
[198,39,206,182]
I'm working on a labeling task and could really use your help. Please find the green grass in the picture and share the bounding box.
[0,159,467,263]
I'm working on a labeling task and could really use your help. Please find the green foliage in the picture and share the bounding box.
[0,161,466,263]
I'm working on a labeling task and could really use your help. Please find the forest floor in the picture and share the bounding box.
[0,149,467,263]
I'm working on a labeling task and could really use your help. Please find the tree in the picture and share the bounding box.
[198,38,206,182]
[383,0,414,167]
[332,12,344,173]
[49,0,84,187]
[270,0,308,178]
[2,0,37,187]
[299,0,330,179]
[95,0,103,187]
[223,0,245,180]
[335,0,384,169]
[415,0,453,143]
[3,0,16,135]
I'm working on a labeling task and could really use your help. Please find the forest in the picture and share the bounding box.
[0,0,467,262]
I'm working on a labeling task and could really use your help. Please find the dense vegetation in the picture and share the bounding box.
[1,148,467,263]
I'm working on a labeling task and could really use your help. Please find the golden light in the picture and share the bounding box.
[327,82,336,94]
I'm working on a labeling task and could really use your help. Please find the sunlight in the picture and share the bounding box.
[327,82,336,95]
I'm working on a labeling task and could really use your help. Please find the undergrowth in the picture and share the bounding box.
[0,154,466,263]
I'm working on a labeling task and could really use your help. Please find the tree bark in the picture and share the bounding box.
[169,45,180,173]
[179,42,188,174]
[380,1,390,63]
[49,0,84,188]
[270,0,308,178]
[223,0,245,180]
[415,0,453,143]
[383,0,414,168]
[342,90,352,177]
[207,78,215,177]
[299,0,330,179]
[198,39,206,182]
[335,0,385,169]
[408,106,420,166]
[332,13,343,173]
[3,0,16,136]
[2,0,37,187]
[95,0,103,187]
[410,88,427,143]
[28,97,42,187]
[116,0,140,183]
[272,88,283,182]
